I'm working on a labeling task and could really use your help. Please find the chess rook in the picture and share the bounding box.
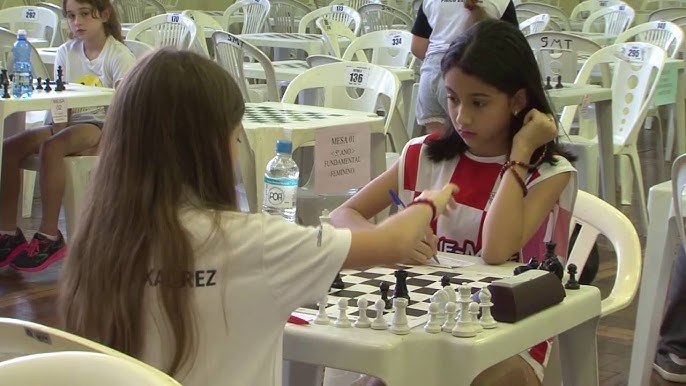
[390,297,410,335]
[392,269,410,301]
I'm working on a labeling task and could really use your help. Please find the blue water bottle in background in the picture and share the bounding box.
[12,29,32,98]
[262,140,299,223]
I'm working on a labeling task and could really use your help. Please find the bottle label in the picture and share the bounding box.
[15,72,30,86]
[264,176,298,209]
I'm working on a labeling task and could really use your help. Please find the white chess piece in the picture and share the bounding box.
[390,297,410,335]
[452,298,479,338]
[334,298,351,328]
[444,285,457,304]
[478,288,498,329]
[469,301,483,333]
[424,302,442,333]
[314,295,330,325]
[354,297,371,328]
[431,288,449,325]
[457,285,472,322]
[371,298,388,330]
[442,302,457,332]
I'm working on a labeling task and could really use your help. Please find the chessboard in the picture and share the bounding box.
[244,105,344,124]
[297,265,506,328]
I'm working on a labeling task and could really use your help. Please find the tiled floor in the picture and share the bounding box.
[0,125,682,385]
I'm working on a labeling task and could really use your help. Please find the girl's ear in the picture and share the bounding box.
[100,8,110,23]
[510,89,527,116]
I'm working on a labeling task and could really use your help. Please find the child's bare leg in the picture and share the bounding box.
[38,123,100,236]
[472,355,540,386]
[0,127,52,230]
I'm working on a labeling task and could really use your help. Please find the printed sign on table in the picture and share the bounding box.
[314,124,371,194]
[653,60,678,107]
[51,98,68,124]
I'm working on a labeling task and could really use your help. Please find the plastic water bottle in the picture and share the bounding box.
[262,140,299,223]
[12,29,32,99]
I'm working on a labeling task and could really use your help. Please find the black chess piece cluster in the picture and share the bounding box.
[441,275,451,288]
[513,241,564,280]
[331,272,345,290]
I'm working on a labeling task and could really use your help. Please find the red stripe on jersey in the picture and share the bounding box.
[403,142,422,192]
[528,341,548,365]
[451,155,503,210]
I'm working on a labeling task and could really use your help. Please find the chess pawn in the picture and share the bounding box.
[371,298,388,330]
[334,298,351,328]
[354,297,371,328]
[389,297,410,335]
[35,77,42,90]
[314,296,330,325]
[478,288,497,329]
[469,302,483,333]
[424,302,442,334]
[565,263,581,290]
[442,302,457,332]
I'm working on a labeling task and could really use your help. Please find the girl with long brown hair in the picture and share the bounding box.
[58,48,457,386]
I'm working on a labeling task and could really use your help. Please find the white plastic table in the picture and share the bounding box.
[243,102,385,209]
[628,181,679,386]
[240,33,336,56]
[283,254,602,386]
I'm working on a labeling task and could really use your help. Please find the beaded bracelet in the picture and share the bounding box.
[502,166,528,197]
[407,198,437,221]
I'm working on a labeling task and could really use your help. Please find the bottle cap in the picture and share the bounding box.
[276,140,292,154]
[17,29,26,38]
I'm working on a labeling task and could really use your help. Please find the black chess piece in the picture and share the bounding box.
[555,75,564,89]
[392,269,410,301]
[36,77,42,90]
[44,78,52,92]
[540,241,564,280]
[2,79,9,99]
[441,275,451,288]
[379,281,392,310]
[565,263,580,290]
[545,76,553,90]
[0,69,6,85]
[513,257,540,275]
[55,65,65,91]
[330,272,345,290]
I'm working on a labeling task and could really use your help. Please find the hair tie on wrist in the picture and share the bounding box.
[407,198,437,221]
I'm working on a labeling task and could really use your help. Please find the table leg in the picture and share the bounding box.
[595,99,616,206]
[558,315,600,386]
[282,360,323,386]
[674,66,686,158]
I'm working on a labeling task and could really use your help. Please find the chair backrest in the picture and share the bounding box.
[331,0,381,9]
[648,7,686,21]
[223,0,271,35]
[123,39,154,59]
[342,29,414,67]
[357,3,413,34]
[316,17,356,56]
[298,5,361,35]
[157,0,179,11]
[212,31,280,102]
[281,61,400,135]
[127,13,196,50]
[516,9,539,24]
[0,351,182,386]
[0,27,49,79]
[640,0,686,11]
[560,42,666,147]
[570,0,626,22]
[567,190,641,316]
[526,31,606,85]
[582,4,635,36]
[672,154,686,255]
[0,6,59,47]
[181,9,223,57]
[114,0,166,24]
[520,13,551,35]
[268,0,312,33]
[305,53,343,67]
[35,2,65,46]
[515,2,571,30]
[614,20,684,58]
[672,14,686,26]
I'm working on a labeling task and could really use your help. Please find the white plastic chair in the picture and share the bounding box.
[212,31,280,103]
[582,4,635,37]
[268,0,313,33]
[316,17,356,57]
[559,42,667,230]
[516,2,571,30]
[671,153,686,255]
[223,0,271,35]
[640,0,686,11]
[357,3,413,34]
[648,7,686,21]
[281,61,399,225]
[35,2,65,47]
[526,31,605,85]
[181,9,223,57]
[0,6,59,47]
[124,39,154,59]
[0,351,181,386]
[298,4,361,35]
[520,13,552,35]
[157,0,179,11]
[305,53,342,67]
[342,29,414,67]
[570,0,626,24]
[113,0,166,24]
[331,0,380,10]
[127,13,196,50]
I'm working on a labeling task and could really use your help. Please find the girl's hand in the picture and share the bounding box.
[414,183,459,217]
[513,108,557,153]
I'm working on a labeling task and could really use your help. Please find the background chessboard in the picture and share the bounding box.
[297,265,506,328]
[244,105,344,124]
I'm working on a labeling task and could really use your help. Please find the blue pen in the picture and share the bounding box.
[388,189,440,265]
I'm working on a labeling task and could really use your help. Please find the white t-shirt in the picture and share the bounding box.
[54,35,134,121]
[139,210,352,386]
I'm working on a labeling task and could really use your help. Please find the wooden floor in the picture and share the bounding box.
[0,126,681,385]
